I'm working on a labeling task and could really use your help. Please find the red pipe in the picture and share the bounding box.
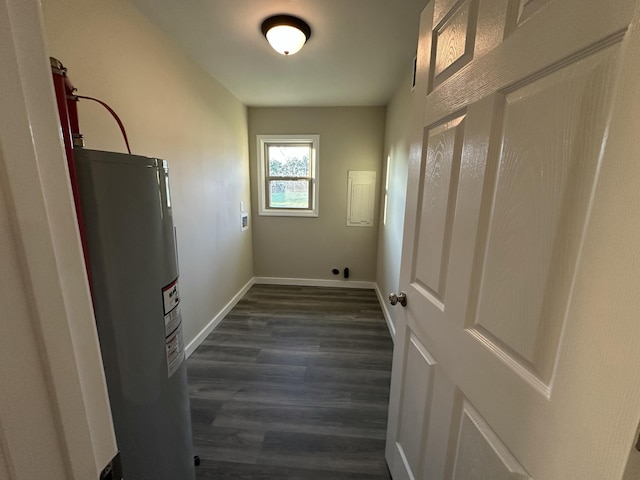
[50,58,92,287]
[66,76,80,144]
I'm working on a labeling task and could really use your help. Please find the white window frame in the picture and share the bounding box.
[257,134,319,217]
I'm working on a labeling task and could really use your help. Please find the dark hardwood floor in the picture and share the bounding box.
[187,284,394,479]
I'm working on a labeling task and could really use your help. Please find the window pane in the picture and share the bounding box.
[269,180,310,209]
[267,144,311,177]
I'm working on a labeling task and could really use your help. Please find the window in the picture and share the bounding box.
[257,134,319,217]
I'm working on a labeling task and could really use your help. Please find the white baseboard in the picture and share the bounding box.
[254,276,375,290]
[185,277,255,358]
[374,283,396,342]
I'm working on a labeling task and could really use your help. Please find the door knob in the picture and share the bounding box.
[389,292,407,307]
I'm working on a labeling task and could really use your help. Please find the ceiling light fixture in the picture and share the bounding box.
[261,14,312,56]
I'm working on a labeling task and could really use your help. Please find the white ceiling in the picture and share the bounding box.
[130,0,427,107]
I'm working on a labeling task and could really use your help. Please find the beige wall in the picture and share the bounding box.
[42,0,253,345]
[248,107,386,282]
[376,66,414,333]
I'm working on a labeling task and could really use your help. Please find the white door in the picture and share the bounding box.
[0,0,118,478]
[386,0,640,479]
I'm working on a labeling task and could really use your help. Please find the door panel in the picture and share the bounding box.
[430,0,478,90]
[449,400,529,480]
[391,334,437,480]
[421,371,460,479]
[469,46,619,386]
[413,115,465,302]
[387,0,640,478]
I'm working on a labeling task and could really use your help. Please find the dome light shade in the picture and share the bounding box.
[265,25,307,55]
[261,15,311,56]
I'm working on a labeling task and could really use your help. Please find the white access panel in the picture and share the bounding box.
[347,170,376,226]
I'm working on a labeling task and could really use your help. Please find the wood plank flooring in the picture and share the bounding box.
[187,284,394,479]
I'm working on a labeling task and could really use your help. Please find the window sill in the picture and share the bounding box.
[259,209,318,218]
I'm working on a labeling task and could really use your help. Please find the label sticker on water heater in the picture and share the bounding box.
[162,278,180,315]
[162,277,184,377]
[165,312,184,378]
